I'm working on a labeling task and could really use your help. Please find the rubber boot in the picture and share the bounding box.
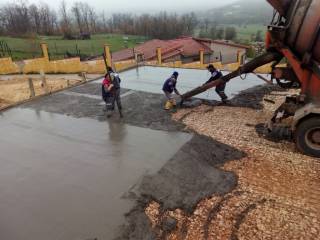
[106,104,113,118]
[107,110,113,118]
[218,92,228,104]
[221,98,229,104]
[171,99,177,113]
[165,100,173,110]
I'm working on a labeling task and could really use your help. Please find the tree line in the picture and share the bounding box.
[0,1,198,40]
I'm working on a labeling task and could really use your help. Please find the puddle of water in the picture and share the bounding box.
[94,66,267,100]
[0,108,191,240]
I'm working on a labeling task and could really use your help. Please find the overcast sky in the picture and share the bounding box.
[0,0,239,13]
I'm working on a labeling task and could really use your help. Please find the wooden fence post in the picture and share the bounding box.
[200,49,204,67]
[40,70,49,93]
[104,45,112,67]
[28,78,35,98]
[81,72,87,82]
[40,43,49,60]
[157,47,162,65]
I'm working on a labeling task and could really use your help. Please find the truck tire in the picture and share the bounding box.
[295,117,320,157]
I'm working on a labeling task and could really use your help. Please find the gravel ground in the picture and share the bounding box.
[144,85,320,240]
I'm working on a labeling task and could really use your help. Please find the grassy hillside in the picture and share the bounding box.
[230,24,267,42]
[196,0,272,43]
[0,34,147,61]
[200,0,273,25]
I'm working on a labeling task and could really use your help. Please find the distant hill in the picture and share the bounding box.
[199,0,273,25]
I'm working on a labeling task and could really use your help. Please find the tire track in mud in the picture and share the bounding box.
[230,199,268,240]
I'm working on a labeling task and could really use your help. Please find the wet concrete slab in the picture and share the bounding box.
[70,83,130,97]
[94,66,268,100]
[22,89,185,132]
[0,74,255,239]
[0,108,191,240]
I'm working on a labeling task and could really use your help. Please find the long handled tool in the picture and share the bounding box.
[180,51,282,105]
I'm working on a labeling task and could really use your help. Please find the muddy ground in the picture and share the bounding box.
[4,80,320,239]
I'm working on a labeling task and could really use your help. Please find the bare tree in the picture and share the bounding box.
[88,6,97,33]
[79,3,90,33]
[60,0,72,37]
[38,3,57,35]
[1,1,31,36]
[72,2,83,34]
[29,4,41,33]
[0,0,200,39]
[100,11,108,32]
[181,12,198,35]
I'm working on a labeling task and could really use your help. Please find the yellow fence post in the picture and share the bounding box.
[40,43,49,60]
[237,50,242,66]
[200,49,204,67]
[157,47,162,65]
[104,45,112,68]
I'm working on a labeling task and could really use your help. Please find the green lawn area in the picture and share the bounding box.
[195,24,267,44]
[235,24,267,42]
[0,34,147,60]
[219,24,266,44]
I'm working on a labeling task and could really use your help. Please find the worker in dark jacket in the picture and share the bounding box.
[206,64,228,103]
[162,71,181,110]
[102,67,123,118]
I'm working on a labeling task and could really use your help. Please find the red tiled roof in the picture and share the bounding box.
[112,37,214,62]
[135,39,169,60]
[112,48,135,62]
[162,49,182,60]
[166,37,212,57]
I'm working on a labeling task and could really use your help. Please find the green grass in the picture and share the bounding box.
[221,24,267,43]
[195,24,267,44]
[0,34,147,60]
[234,24,267,42]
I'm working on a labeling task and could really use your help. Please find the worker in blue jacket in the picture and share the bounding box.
[206,64,228,103]
[162,71,181,110]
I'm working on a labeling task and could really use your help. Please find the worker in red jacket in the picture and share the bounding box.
[102,67,123,118]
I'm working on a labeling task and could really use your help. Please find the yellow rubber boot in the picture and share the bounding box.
[171,99,177,112]
[165,100,173,110]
